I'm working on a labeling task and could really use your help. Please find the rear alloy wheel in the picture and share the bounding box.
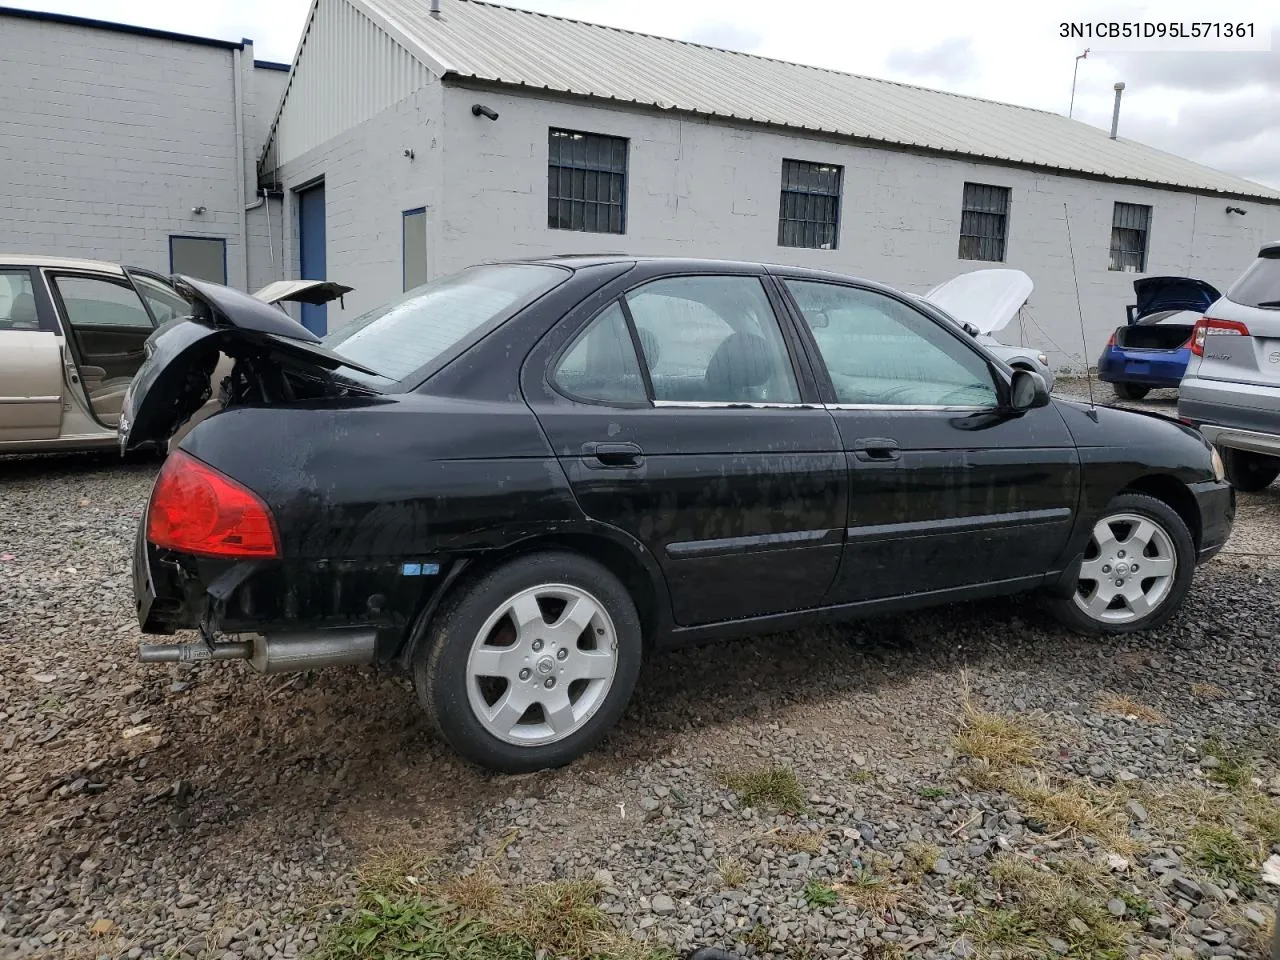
[1045,493,1194,635]
[1221,448,1280,492]
[1113,383,1150,401]
[415,552,642,773]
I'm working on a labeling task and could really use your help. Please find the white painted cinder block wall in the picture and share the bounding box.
[435,86,1280,371]
[275,83,445,328]
[0,15,286,291]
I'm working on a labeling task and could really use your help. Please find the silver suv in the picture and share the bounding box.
[1179,241,1280,491]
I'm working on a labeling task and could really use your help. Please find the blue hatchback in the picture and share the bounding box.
[1098,277,1222,400]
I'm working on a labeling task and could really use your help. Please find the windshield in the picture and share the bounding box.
[323,263,570,381]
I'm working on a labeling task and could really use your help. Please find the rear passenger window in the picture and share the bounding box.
[0,270,39,331]
[624,276,799,403]
[554,301,647,403]
[1227,252,1280,309]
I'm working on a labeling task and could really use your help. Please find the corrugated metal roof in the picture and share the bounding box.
[363,0,1280,202]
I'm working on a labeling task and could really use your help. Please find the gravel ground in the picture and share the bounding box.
[2,393,1278,960]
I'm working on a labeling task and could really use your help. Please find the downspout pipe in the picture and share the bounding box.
[232,46,249,289]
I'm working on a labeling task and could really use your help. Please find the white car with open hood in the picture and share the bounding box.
[916,268,1055,392]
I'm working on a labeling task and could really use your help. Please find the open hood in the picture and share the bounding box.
[252,279,353,306]
[118,277,379,453]
[1128,277,1222,324]
[923,269,1033,335]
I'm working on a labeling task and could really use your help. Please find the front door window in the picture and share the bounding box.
[785,280,998,408]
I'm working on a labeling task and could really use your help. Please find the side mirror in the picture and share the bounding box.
[1010,368,1050,412]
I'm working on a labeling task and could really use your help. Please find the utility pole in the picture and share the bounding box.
[1069,48,1089,118]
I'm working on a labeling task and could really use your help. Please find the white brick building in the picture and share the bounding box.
[0,7,289,292]
[259,0,1280,363]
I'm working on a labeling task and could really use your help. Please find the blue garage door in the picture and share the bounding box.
[297,182,327,335]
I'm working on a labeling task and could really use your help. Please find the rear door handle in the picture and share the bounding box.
[852,437,900,462]
[582,441,644,469]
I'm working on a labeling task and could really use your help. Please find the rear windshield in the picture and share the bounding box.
[323,263,569,381]
[1227,251,1280,309]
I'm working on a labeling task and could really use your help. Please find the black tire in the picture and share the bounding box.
[1221,448,1280,492]
[1044,492,1195,636]
[414,551,643,773]
[1113,383,1150,401]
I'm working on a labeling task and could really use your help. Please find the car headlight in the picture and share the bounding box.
[1037,353,1049,367]
[1210,446,1226,483]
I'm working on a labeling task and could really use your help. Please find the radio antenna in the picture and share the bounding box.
[1063,202,1098,422]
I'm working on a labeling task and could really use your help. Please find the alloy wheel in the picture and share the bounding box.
[465,583,619,746]
[1072,513,1177,624]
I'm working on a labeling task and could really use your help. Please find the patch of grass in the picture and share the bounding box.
[833,869,900,914]
[956,908,1036,949]
[739,923,772,953]
[862,944,907,960]
[1190,682,1227,700]
[1201,737,1254,790]
[1098,693,1165,724]
[997,772,1133,852]
[320,865,671,960]
[765,828,822,855]
[903,842,941,883]
[950,878,980,899]
[918,786,950,799]
[321,895,524,960]
[1117,891,1153,922]
[719,765,806,814]
[1191,823,1260,893]
[801,879,838,909]
[716,857,748,889]
[955,684,1042,769]
[438,870,503,917]
[847,769,876,785]
[1243,790,1280,843]
[987,855,1127,958]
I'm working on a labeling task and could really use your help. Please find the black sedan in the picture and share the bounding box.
[122,257,1235,773]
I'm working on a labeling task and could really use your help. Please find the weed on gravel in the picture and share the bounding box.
[718,764,806,814]
[801,879,838,909]
[321,867,672,960]
[1097,692,1165,725]
[954,684,1043,768]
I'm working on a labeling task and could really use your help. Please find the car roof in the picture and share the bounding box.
[508,254,886,287]
[0,254,127,275]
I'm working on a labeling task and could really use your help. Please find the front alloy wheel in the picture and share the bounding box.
[1046,492,1195,635]
[1072,513,1176,624]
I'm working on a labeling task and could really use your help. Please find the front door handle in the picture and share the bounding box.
[852,437,900,462]
[582,441,644,469]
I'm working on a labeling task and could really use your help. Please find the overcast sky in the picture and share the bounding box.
[29,0,1280,188]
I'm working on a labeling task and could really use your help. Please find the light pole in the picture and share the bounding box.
[1069,48,1089,118]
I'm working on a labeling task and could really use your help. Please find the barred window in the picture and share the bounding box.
[547,129,627,234]
[1109,202,1151,273]
[778,159,842,250]
[958,183,1010,262]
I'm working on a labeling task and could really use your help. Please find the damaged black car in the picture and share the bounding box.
[124,257,1235,773]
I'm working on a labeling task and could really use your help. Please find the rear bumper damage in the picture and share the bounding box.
[133,517,439,669]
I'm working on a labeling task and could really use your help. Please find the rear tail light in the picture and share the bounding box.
[1105,331,1116,347]
[147,451,280,558]
[1190,316,1250,356]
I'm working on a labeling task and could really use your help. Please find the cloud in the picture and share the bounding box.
[885,37,976,82]
[684,21,764,52]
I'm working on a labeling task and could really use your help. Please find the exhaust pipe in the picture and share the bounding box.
[139,629,377,674]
